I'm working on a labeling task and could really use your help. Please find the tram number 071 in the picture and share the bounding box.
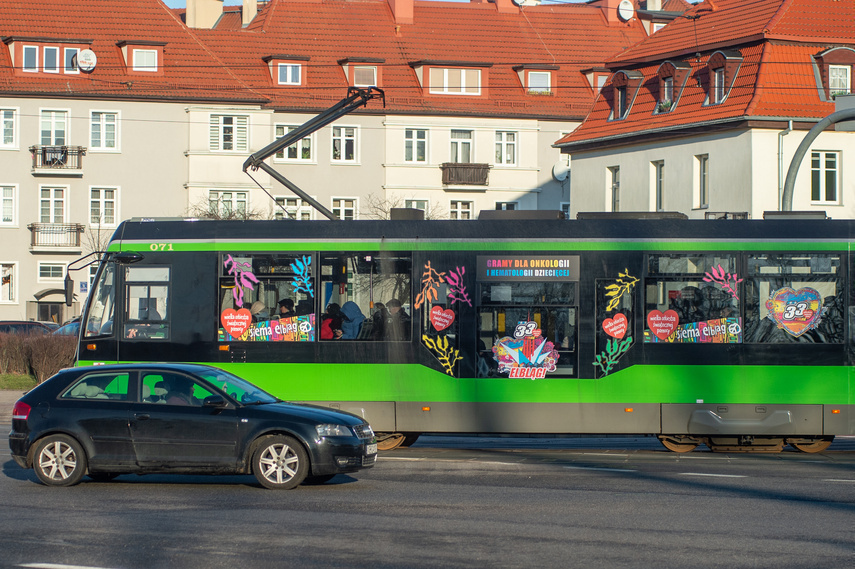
[148,243,174,251]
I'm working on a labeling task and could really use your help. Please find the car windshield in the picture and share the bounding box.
[196,369,279,405]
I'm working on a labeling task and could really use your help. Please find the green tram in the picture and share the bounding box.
[76,215,855,453]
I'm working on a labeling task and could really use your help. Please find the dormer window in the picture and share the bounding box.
[829,65,851,96]
[43,47,59,73]
[353,66,376,87]
[409,60,491,97]
[117,41,166,75]
[278,63,301,85]
[609,70,643,120]
[655,60,690,113]
[3,38,93,76]
[64,48,79,74]
[813,48,855,100]
[705,50,742,105]
[22,45,38,72]
[660,77,673,108]
[513,64,558,95]
[338,58,384,88]
[264,55,309,87]
[132,49,157,72]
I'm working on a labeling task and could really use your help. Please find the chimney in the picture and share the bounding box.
[646,0,662,10]
[387,0,413,25]
[597,0,623,24]
[242,0,257,27]
[186,0,223,29]
[492,0,519,14]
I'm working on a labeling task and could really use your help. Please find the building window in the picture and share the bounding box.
[811,151,840,203]
[90,187,117,226]
[40,110,67,145]
[697,154,709,208]
[495,131,517,165]
[23,45,38,72]
[274,125,312,161]
[43,47,59,73]
[332,198,357,220]
[1,263,15,302]
[274,197,313,220]
[405,199,428,214]
[429,68,481,95]
[210,115,248,152]
[450,200,473,220]
[90,112,118,151]
[560,202,570,220]
[405,129,427,162]
[353,66,377,87]
[829,65,851,96]
[38,262,65,282]
[1,186,15,225]
[332,126,357,162]
[495,202,517,211]
[659,76,673,112]
[609,166,620,212]
[712,67,725,103]
[616,86,628,119]
[132,49,157,72]
[450,130,472,163]
[277,63,301,85]
[653,161,665,211]
[528,71,551,94]
[64,48,79,74]
[209,191,248,218]
[40,187,66,223]
[1,109,15,148]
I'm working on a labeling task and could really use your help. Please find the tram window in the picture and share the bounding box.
[595,278,634,376]
[644,254,740,343]
[84,262,115,338]
[124,266,170,340]
[219,253,315,342]
[744,254,843,344]
[319,253,411,341]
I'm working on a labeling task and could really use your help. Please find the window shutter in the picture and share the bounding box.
[210,116,220,150]
[236,116,248,151]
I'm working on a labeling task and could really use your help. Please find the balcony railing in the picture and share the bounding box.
[441,162,491,186]
[27,223,86,248]
[29,145,86,170]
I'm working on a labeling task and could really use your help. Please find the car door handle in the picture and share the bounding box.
[135,413,151,421]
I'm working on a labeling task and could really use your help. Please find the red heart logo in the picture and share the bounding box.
[647,309,679,340]
[602,313,627,339]
[430,306,455,331]
[221,308,252,338]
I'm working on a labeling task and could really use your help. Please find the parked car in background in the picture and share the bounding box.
[53,320,81,336]
[0,321,52,334]
[9,363,377,489]
[38,321,60,331]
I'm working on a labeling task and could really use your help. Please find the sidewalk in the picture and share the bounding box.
[0,390,26,422]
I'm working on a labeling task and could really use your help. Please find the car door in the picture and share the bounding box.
[130,370,240,470]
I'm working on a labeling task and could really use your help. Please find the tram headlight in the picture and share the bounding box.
[316,424,352,437]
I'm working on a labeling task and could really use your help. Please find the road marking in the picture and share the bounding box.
[564,466,637,473]
[823,479,855,483]
[680,472,746,478]
[20,564,121,569]
[583,452,629,457]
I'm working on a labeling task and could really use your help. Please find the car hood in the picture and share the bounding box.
[243,400,367,426]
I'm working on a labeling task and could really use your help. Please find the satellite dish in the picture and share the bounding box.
[617,0,635,21]
[552,161,570,182]
[76,49,97,73]
[511,0,524,5]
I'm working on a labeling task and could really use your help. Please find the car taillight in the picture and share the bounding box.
[12,401,31,421]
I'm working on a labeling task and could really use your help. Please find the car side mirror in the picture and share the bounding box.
[203,395,227,409]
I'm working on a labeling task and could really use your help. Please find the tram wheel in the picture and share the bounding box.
[376,433,406,451]
[658,435,700,453]
[786,436,834,453]
[400,434,420,448]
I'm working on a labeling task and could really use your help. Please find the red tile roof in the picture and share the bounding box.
[0,0,263,103]
[557,0,855,149]
[195,0,649,119]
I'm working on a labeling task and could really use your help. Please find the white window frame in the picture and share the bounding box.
[450,200,473,220]
[90,111,120,152]
[274,196,314,221]
[405,199,429,214]
[405,128,427,163]
[712,67,725,104]
[450,129,473,163]
[1,184,17,226]
[615,86,628,119]
[43,47,60,73]
[132,49,158,72]
[653,160,665,212]
[429,68,481,95]
[829,65,851,96]
[39,186,67,223]
[811,150,841,205]
[0,262,17,303]
[528,71,551,94]
[608,166,620,212]
[696,154,709,209]
[209,115,249,152]
[38,262,67,283]
[64,48,79,74]
[40,109,69,146]
[209,190,248,218]
[495,202,518,211]
[331,125,358,163]
[494,131,517,166]
[353,66,377,87]
[22,45,38,73]
[277,63,301,85]
[90,186,118,228]
[332,197,358,220]
[560,202,570,220]
[661,76,673,105]
[1,108,18,149]
[274,124,313,162]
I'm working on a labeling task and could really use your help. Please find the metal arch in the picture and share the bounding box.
[782,108,855,211]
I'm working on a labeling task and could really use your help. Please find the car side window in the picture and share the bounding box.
[140,372,214,407]
[62,373,130,401]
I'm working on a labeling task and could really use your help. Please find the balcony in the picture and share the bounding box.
[441,162,491,186]
[30,145,86,176]
[27,223,86,250]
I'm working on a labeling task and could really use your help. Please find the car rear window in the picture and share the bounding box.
[62,373,130,401]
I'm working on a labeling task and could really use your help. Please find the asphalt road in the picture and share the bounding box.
[2,427,855,569]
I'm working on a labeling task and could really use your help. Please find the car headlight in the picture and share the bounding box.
[316,424,352,437]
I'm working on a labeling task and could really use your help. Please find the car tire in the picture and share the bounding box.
[252,435,309,490]
[33,434,87,487]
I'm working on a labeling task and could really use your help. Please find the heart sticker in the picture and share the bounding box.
[430,306,455,331]
[765,287,825,337]
[602,313,627,339]
[647,309,679,340]
[221,308,252,338]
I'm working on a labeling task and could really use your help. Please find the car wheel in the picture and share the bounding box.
[302,474,337,485]
[252,435,309,490]
[33,434,87,487]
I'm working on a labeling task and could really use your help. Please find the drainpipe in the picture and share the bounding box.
[777,120,792,211]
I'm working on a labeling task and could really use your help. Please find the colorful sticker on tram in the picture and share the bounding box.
[604,269,639,312]
[644,316,742,343]
[493,321,559,380]
[765,287,826,337]
[646,309,679,340]
[422,334,462,376]
[602,313,628,339]
[430,306,455,331]
[223,254,259,306]
[703,264,743,300]
[219,314,315,342]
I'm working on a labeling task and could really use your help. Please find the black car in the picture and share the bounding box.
[0,320,52,334]
[9,363,377,489]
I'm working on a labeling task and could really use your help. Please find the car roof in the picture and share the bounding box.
[70,362,221,374]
